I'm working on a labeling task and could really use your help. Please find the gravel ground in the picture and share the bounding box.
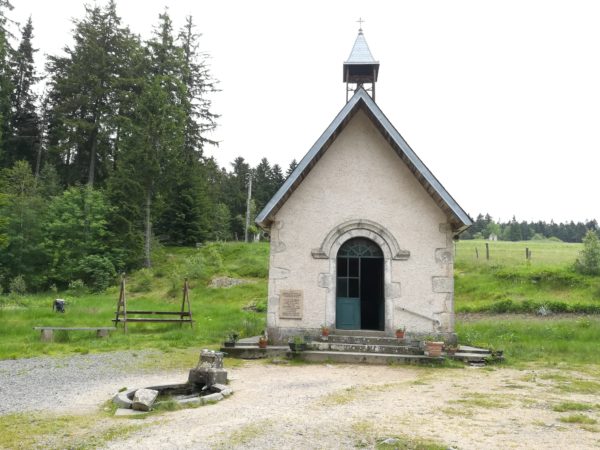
[0,350,184,415]
[2,352,600,449]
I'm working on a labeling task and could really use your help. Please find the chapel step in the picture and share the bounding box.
[290,350,444,366]
[322,334,421,347]
[220,345,288,359]
[308,341,423,355]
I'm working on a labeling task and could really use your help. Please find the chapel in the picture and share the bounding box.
[256,27,472,343]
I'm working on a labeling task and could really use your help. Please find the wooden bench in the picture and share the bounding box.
[113,277,194,332]
[33,326,116,342]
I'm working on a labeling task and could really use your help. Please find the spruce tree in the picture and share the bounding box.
[7,17,39,168]
[286,159,298,177]
[45,0,137,186]
[0,0,14,165]
[113,11,186,267]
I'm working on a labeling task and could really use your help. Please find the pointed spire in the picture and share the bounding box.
[345,27,376,64]
[343,23,379,102]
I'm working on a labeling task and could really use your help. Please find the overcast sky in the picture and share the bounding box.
[10,0,600,223]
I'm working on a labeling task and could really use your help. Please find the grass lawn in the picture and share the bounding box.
[0,242,269,359]
[455,239,600,313]
[1,240,599,366]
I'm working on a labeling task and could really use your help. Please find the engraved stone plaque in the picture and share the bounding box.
[279,290,303,319]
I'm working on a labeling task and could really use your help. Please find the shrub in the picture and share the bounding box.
[575,230,600,275]
[131,268,153,292]
[77,255,116,292]
[68,279,87,296]
[8,275,27,295]
[183,253,205,280]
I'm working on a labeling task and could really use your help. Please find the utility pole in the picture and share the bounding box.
[244,172,253,243]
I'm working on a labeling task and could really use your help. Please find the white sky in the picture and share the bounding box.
[10,0,600,223]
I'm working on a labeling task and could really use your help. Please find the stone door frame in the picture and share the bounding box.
[312,219,410,333]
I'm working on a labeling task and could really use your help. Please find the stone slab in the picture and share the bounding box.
[201,392,224,404]
[132,388,158,411]
[115,408,148,416]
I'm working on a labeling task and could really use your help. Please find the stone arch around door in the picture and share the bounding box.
[313,219,410,332]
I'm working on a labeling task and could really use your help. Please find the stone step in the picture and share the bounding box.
[308,341,423,355]
[291,350,444,365]
[458,345,492,355]
[328,330,388,337]
[219,346,288,359]
[322,334,420,347]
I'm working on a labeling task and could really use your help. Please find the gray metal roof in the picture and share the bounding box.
[345,30,377,64]
[255,88,473,233]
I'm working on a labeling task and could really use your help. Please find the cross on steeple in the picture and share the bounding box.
[357,17,365,32]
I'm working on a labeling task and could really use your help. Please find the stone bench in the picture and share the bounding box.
[33,326,116,342]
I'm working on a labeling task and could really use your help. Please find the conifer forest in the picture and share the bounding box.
[0,1,596,294]
[0,1,294,292]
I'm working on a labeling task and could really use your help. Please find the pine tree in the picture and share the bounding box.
[178,15,218,159]
[0,0,14,164]
[286,159,298,177]
[45,1,137,186]
[113,10,186,267]
[253,157,272,212]
[6,17,40,169]
[155,15,219,245]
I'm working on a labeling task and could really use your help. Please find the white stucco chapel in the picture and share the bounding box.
[256,28,472,343]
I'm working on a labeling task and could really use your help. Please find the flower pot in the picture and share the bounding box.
[289,343,306,352]
[395,330,405,339]
[425,341,444,357]
[321,329,330,337]
[258,339,268,349]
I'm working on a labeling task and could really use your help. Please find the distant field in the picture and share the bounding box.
[454,239,600,314]
[456,239,582,266]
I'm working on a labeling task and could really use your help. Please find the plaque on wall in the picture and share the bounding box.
[279,290,303,319]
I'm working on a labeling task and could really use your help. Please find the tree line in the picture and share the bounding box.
[462,214,599,243]
[0,1,293,293]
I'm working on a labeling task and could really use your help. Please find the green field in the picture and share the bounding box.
[455,239,600,314]
[0,239,599,365]
[0,243,269,359]
[456,239,582,266]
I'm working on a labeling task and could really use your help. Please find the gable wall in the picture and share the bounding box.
[267,109,455,341]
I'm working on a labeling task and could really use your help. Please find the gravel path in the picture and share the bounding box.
[2,352,600,449]
[0,350,184,415]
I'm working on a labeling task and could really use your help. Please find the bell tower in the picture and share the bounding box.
[343,20,379,102]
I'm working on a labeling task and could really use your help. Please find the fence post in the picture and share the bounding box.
[475,248,479,259]
[485,243,490,260]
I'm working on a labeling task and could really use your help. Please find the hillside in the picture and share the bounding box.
[1,239,599,364]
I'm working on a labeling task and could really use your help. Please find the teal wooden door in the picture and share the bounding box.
[336,297,361,329]
[336,238,384,330]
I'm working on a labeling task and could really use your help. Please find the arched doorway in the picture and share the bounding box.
[335,237,384,330]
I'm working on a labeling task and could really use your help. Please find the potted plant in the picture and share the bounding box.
[224,332,239,348]
[444,343,459,355]
[425,341,444,357]
[258,332,268,349]
[321,324,330,337]
[288,335,306,352]
[395,327,406,339]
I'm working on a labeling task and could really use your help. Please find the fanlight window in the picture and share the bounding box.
[338,238,383,258]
